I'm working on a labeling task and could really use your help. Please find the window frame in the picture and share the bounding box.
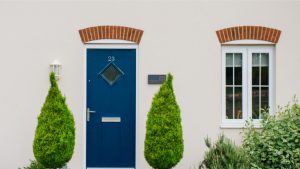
[221,45,275,128]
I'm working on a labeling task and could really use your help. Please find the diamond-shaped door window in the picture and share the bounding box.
[99,62,124,86]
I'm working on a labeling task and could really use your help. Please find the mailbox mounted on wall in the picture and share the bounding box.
[148,74,166,84]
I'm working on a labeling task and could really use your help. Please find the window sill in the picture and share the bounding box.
[220,121,262,129]
[220,123,246,129]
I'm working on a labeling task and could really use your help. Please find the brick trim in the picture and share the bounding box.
[216,26,281,43]
[79,26,144,44]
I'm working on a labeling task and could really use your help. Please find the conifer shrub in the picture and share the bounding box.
[33,72,75,169]
[144,73,184,169]
[200,134,249,169]
[243,100,300,169]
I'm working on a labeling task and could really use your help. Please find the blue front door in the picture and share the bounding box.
[86,48,136,168]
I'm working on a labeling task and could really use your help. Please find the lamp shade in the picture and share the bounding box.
[50,59,61,80]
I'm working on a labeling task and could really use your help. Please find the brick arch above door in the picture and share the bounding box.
[79,26,144,44]
[216,26,281,43]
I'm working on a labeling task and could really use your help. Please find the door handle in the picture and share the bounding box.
[86,108,96,122]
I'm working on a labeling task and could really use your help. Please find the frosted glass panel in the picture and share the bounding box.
[226,67,233,85]
[226,53,233,66]
[261,67,269,85]
[261,53,269,66]
[252,53,260,66]
[234,53,242,66]
[252,67,259,85]
[235,67,242,85]
[252,87,260,119]
[100,63,124,86]
[261,87,269,111]
[235,87,243,119]
[226,87,233,119]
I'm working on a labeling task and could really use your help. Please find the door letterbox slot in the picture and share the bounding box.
[101,117,121,122]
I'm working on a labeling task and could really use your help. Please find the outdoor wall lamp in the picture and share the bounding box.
[50,59,62,80]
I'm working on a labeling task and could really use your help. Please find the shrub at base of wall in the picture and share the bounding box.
[19,160,68,169]
[33,73,75,169]
[200,134,250,169]
[243,99,300,169]
[144,73,184,169]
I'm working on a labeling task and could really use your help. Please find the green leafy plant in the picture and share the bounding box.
[243,99,300,169]
[200,134,249,169]
[19,160,68,169]
[144,73,184,169]
[33,72,75,169]
[19,160,46,169]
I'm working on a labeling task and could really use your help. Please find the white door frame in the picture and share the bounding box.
[83,40,139,169]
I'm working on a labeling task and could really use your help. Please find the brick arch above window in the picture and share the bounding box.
[216,26,281,44]
[79,26,144,44]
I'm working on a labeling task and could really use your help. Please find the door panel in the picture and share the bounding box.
[86,49,136,168]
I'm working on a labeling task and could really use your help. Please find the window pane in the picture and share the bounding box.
[252,53,260,66]
[261,67,269,85]
[234,53,242,66]
[261,53,269,66]
[100,63,124,86]
[235,67,242,85]
[226,53,233,66]
[252,87,260,119]
[235,87,243,119]
[252,67,259,85]
[226,67,233,85]
[261,87,269,111]
[226,87,233,119]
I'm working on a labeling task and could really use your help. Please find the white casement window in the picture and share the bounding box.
[221,45,275,128]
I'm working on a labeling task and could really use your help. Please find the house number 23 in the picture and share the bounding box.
[108,56,115,62]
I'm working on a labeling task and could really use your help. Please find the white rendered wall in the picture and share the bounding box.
[0,1,300,169]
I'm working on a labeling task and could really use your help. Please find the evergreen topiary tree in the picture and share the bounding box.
[144,73,184,169]
[33,72,75,169]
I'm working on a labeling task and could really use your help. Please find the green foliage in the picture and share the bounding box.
[33,73,75,168]
[144,73,184,169]
[200,134,250,169]
[19,160,46,169]
[243,99,300,169]
[19,160,68,169]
